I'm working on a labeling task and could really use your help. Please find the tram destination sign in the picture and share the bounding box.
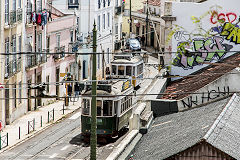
[122,80,131,92]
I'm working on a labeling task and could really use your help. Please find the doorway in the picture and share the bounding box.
[5,83,10,125]
[27,79,32,111]
[150,28,154,47]
[37,74,42,106]
[56,67,60,100]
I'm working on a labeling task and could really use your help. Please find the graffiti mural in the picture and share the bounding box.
[172,36,233,69]
[221,22,240,44]
[210,11,238,24]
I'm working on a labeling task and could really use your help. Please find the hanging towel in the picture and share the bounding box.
[37,13,42,25]
[32,12,36,23]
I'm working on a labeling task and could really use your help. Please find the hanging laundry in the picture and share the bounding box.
[42,12,48,26]
[37,13,42,25]
[32,12,36,23]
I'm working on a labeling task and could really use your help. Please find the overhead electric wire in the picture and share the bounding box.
[1,70,240,87]
[0,91,235,100]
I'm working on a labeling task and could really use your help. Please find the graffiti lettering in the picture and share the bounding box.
[221,22,240,44]
[182,86,230,108]
[173,36,233,69]
[174,31,190,41]
[210,11,237,24]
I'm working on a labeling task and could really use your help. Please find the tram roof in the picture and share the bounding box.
[82,80,133,96]
[111,54,143,64]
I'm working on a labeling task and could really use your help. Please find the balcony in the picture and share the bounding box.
[26,54,47,69]
[10,10,17,25]
[4,58,21,79]
[53,46,65,60]
[17,9,22,22]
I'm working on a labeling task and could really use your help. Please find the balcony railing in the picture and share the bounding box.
[17,9,22,22]
[26,54,47,69]
[53,46,65,60]
[10,10,17,24]
[4,58,22,79]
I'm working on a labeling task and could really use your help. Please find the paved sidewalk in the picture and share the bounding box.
[0,99,81,152]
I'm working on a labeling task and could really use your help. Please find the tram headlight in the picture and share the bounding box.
[85,129,88,132]
[104,130,106,133]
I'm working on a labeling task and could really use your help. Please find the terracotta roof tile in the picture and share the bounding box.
[162,53,240,100]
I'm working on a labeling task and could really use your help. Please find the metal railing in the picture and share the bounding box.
[10,10,17,24]
[0,133,8,150]
[17,9,22,22]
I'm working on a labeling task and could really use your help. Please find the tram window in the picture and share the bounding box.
[112,65,117,75]
[126,66,132,76]
[133,66,136,76]
[83,99,90,115]
[137,64,143,75]
[114,101,118,115]
[118,66,125,75]
[97,100,102,116]
[103,100,113,116]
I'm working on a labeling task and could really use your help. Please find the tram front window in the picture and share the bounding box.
[82,99,90,115]
[103,100,113,116]
[126,66,132,76]
[112,65,117,75]
[97,100,102,116]
[118,66,125,75]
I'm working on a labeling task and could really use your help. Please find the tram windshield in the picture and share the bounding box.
[126,66,132,76]
[118,66,124,75]
[82,99,90,115]
[103,100,113,116]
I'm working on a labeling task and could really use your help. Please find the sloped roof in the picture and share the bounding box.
[132,94,240,159]
[162,53,240,100]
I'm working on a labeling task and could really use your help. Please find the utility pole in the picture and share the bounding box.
[129,0,132,34]
[145,0,149,48]
[90,21,97,160]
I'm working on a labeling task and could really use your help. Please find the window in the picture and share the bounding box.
[115,24,119,38]
[108,0,110,6]
[118,66,124,75]
[97,15,101,31]
[97,100,102,116]
[19,81,21,103]
[142,26,145,35]
[103,14,105,29]
[112,65,116,75]
[82,99,90,115]
[13,84,17,108]
[13,0,16,11]
[68,0,79,9]
[126,66,132,76]
[103,100,112,116]
[107,12,110,27]
[36,0,42,12]
[107,48,110,63]
[5,0,9,24]
[37,33,42,52]
[103,0,106,7]
[18,35,21,52]
[46,75,49,93]
[5,39,9,77]
[98,0,101,9]
[12,35,17,72]
[97,54,100,69]
[18,0,21,8]
[116,0,118,6]
[137,63,143,75]
[70,30,74,42]
[56,34,60,47]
